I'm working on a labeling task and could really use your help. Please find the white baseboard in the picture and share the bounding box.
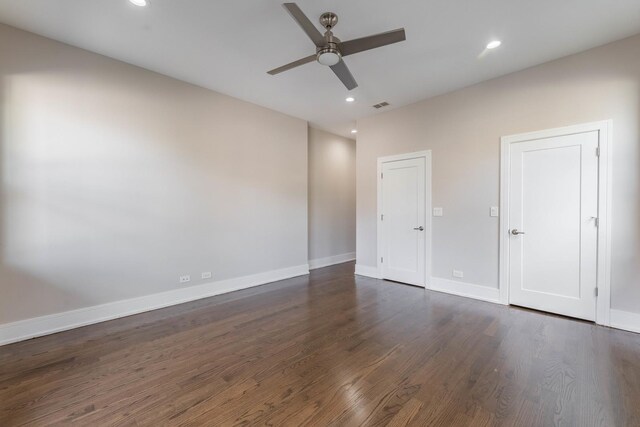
[354,264,381,279]
[0,264,309,346]
[309,252,356,270]
[610,309,640,334]
[430,277,503,304]
[354,269,501,307]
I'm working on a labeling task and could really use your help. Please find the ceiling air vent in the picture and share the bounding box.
[372,101,390,109]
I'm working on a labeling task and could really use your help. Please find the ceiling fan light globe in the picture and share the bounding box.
[317,50,341,66]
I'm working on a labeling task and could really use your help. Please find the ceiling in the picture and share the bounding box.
[1,1,640,137]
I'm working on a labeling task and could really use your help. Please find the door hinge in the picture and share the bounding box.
[381,214,384,221]
[381,257,384,263]
[596,147,600,157]
[381,172,384,179]
[595,288,599,297]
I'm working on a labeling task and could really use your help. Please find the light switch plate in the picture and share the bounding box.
[490,207,499,217]
[453,270,464,278]
[201,272,212,280]
[433,207,443,217]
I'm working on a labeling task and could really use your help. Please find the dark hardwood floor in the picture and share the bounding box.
[1,262,639,426]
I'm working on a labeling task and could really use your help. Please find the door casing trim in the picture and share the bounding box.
[377,151,433,287]
[499,121,612,325]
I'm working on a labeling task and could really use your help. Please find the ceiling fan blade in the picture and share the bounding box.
[282,3,325,47]
[340,28,406,56]
[267,54,316,75]
[330,59,358,90]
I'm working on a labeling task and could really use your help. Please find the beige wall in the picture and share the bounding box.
[0,24,308,324]
[308,127,356,262]
[357,34,640,314]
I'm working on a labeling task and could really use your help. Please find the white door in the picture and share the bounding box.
[508,131,599,320]
[381,158,426,286]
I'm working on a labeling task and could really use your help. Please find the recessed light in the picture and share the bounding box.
[129,0,147,6]
[351,129,358,134]
[345,97,355,103]
[486,40,502,49]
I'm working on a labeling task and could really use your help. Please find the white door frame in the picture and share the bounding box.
[499,121,612,326]
[377,151,433,286]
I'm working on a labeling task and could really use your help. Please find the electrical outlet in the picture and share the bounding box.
[452,270,464,278]
[201,272,212,280]
[433,207,443,217]
[179,275,191,284]
[490,206,499,217]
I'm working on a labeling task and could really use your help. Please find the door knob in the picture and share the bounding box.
[511,229,525,235]
[413,226,424,231]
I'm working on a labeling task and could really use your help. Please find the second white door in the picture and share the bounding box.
[508,131,599,320]
[381,157,426,287]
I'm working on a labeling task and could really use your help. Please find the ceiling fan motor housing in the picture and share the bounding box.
[316,34,341,66]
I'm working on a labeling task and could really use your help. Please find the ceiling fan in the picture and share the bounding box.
[267,3,406,90]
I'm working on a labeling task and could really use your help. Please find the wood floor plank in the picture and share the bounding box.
[0,261,639,426]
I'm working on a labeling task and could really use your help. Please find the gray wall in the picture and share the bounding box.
[308,127,356,262]
[357,34,640,314]
[0,24,308,324]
